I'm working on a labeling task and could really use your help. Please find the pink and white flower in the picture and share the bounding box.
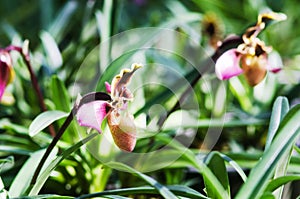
[215,12,286,86]
[75,63,142,152]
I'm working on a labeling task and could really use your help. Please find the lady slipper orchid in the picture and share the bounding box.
[75,63,142,152]
[215,12,286,86]
[0,50,14,100]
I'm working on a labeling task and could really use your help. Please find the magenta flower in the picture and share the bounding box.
[75,63,142,152]
[0,50,14,100]
[215,12,286,86]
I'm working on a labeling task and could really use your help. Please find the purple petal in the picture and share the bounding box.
[215,49,243,80]
[0,79,6,100]
[105,82,111,93]
[76,100,109,133]
[0,53,12,100]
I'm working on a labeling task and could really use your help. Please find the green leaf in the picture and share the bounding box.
[0,156,14,165]
[235,104,300,199]
[105,162,178,199]
[260,192,276,199]
[28,133,97,195]
[155,134,229,199]
[203,152,230,199]
[77,186,207,199]
[40,31,63,70]
[9,148,58,197]
[0,177,9,199]
[265,175,300,193]
[50,75,71,112]
[29,110,69,137]
[220,153,247,182]
[204,152,230,198]
[48,1,78,41]
[13,195,73,199]
[265,96,289,150]
[102,196,130,199]
[265,97,290,198]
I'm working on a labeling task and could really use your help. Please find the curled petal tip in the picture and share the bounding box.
[270,68,282,73]
[215,49,243,80]
[258,12,287,25]
[131,63,143,70]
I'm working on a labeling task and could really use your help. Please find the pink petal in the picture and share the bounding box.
[105,82,111,93]
[215,49,243,80]
[0,79,6,100]
[0,54,11,100]
[266,51,283,73]
[76,100,109,133]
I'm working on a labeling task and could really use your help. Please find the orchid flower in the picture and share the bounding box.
[0,50,14,100]
[75,63,142,152]
[215,12,287,86]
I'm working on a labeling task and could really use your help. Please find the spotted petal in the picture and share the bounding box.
[76,100,109,133]
[107,109,136,152]
[215,49,243,80]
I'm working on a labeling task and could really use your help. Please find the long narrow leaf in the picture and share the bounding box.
[9,148,58,197]
[219,153,247,182]
[204,152,230,198]
[265,175,300,193]
[265,97,290,198]
[235,104,300,199]
[105,162,177,199]
[76,185,207,199]
[28,133,97,195]
[156,134,229,198]
[265,96,289,150]
[29,111,69,137]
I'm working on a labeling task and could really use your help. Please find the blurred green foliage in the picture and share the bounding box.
[0,0,300,198]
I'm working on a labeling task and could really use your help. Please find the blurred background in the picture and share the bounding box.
[0,0,300,198]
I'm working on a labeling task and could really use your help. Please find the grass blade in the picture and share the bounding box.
[9,148,58,197]
[105,162,178,199]
[265,96,289,150]
[265,175,300,193]
[204,152,230,198]
[76,185,207,199]
[28,133,97,195]
[235,104,300,199]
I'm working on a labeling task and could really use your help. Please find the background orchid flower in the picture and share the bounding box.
[76,63,142,152]
[215,12,287,86]
[0,50,14,100]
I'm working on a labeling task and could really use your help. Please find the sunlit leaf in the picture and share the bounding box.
[29,111,69,137]
[9,148,58,197]
[235,104,300,199]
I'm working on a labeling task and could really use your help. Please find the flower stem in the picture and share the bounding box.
[6,45,56,137]
[30,111,74,185]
